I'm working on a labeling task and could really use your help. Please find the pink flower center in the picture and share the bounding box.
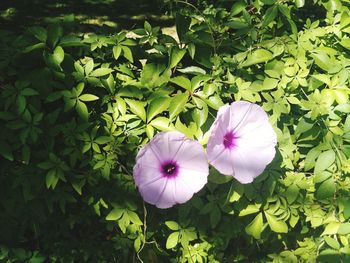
[223,131,237,149]
[161,161,179,178]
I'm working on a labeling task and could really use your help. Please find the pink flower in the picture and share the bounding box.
[134,131,208,208]
[207,101,277,184]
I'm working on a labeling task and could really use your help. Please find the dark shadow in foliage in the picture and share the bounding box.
[0,0,174,32]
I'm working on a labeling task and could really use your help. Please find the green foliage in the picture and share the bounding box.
[1,0,350,262]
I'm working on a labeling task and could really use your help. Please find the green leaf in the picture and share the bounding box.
[146,124,154,138]
[46,169,58,189]
[75,101,89,121]
[95,136,112,144]
[316,178,335,199]
[125,99,146,122]
[339,39,350,50]
[295,0,305,8]
[338,223,350,235]
[187,43,195,59]
[278,4,291,19]
[204,95,224,110]
[322,222,341,236]
[74,84,85,97]
[79,94,99,102]
[92,143,101,153]
[314,171,332,183]
[106,208,124,221]
[287,96,300,105]
[324,236,340,250]
[262,6,278,28]
[210,205,221,228]
[0,141,13,161]
[304,147,321,171]
[245,213,264,239]
[150,117,170,131]
[165,221,180,231]
[72,180,85,195]
[208,168,232,184]
[192,99,208,127]
[144,21,152,32]
[38,161,54,170]
[134,236,141,252]
[169,91,189,120]
[166,232,179,249]
[20,142,29,161]
[90,68,114,77]
[226,20,249,29]
[29,26,47,42]
[285,184,299,204]
[17,95,26,114]
[177,66,206,75]
[21,88,39,96]
[310,52,334,72]
[147,97,170,122]
[175,13,190,42]
[47,24,62,48]
[265,212,288,233]
[344,115,350,134]
[261,77,279,90]
[122,46,133,63]
[312,74,330,86]
[85,59,94,75]
[241,49,273,67]
[239,204,261,216]
[140,63,171,89]
[314,150,335,173]
[169,47,186,68]
[170,76,191,90]
[230,0,246,16]
[53,46,64,65]
[113,46,122,60]
[127,210,142,225]
[228,181,244,202]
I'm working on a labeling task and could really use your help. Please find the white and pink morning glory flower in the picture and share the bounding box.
[133,131,209,209]
[207,101,277,184]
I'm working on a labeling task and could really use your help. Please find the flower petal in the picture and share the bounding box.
[175,137,208,174]
[208,104,230,141]
[150,131,188,161]
[231,143,276,183]
[207,101,277,183]
[229,101,261,132]
[236,121,277,148]
[133,131,209,208]
[176,168,208,196]
[134,144,161,186]
[138,177,168,207]
[208,144,234,175]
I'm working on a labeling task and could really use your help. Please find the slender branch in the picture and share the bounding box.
[116,160,132,176]
[137,202,147,263]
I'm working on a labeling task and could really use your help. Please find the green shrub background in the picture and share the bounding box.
[1,0,350,262]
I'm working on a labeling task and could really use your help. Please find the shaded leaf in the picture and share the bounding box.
[125,99,146,122]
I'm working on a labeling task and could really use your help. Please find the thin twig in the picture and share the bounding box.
[137,202,147,263]
[116,160,132,176]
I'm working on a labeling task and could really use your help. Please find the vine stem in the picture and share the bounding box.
[116,160,132,176]
[137,202,147,263]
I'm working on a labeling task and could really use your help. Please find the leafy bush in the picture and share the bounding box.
[1,0,350,262]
